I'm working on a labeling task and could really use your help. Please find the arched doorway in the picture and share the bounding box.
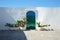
[26,11,36,30]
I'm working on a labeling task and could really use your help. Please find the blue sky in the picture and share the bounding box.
[0,0,60,7]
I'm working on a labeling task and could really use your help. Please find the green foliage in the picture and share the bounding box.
[37,22,41,27]
[16,17,27,27]
[5,23,14,27]
[5,17,27,27]
[23,17,27,24]
[37,22,50,27]
[16,20,23,26]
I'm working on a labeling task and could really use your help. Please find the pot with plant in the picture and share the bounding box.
[16,18,27,30]
[37,22,50,31]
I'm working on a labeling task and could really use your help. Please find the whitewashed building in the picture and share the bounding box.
[0,7,60,30]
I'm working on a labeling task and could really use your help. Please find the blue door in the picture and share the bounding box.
[26,11,36,30]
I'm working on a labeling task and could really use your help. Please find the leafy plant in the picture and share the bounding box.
[16,18,27,27]
[37,22,41,27]
[16,20,23,26]
[5,17,27,27]
[5,23,14,27]
[37,22,50,27]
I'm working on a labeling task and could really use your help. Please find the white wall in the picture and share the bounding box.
[0,8,26,30]
[36,7,60,29]
[0,7,60,30]
[0,7,37,30]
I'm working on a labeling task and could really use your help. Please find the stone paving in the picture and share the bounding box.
[24,30,60,40]
[0,30,60,40]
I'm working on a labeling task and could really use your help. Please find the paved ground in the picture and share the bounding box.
[0,30,60,40]
[24,30,60,40]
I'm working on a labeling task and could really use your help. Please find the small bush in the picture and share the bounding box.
[5,23,14,27]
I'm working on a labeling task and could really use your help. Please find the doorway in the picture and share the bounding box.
[26,11,36,30]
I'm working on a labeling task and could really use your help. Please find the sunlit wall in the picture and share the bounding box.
[36,7,60,29]
[0,7,60,30]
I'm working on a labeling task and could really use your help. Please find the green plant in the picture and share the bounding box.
[37,22,50,27]
[16,17,27,27]
[37,22,41,27]
[16,20,23,27]
[5,23,14,27]
[23,17,27,24]
[16,20,26,27]
[5,17,27,27]
[23,18,26,22]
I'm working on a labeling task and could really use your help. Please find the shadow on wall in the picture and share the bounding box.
[0,30,27,40]
[0,8,16,30]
